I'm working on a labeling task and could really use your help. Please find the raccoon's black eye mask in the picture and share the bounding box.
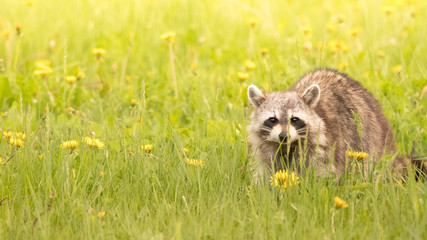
[290,117,306,129]
[268,117,278,123]
[264,117,278,128]
[290,117,299,123]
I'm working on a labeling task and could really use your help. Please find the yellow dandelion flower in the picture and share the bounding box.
[346,150,369,160]
[183,148,189,154]
[33,61,52,76]
[270,170,300,191]
[100,171,105,177]
[348,27,361,37]
[244,60,256,70]
[0,157,4,165]
[392,65,402,73]
[161,31,176,42]
[411,9,418,18]
[92,48,106,58]
[15,24,22,36]
[39,154,44,160]
[66,107,75,114]
[35,60,51,69]
[24,0,35,7]
[33,67,53,76]
[77,69,86,79]
[301,25,312,36]
[392,172,404,185]
[337,62,349,70]
[247,17,258,27]
[131,99,138,106]
[7,131,26,147]
[61,140,79,149]
[317,42,326,50]
[327,22,337,32]
[33,61,53,76]
[190,62,197,70]
[2,29,10,39]
[381,6,395,15]
[260,48,269,56]
[392,172,398,178]
[65,75,77,84]
[138,116,143,123]
[237,72,249,81]
[394,179,403,186]
[186,158,204,167]
[328,40,349,53]
[334,196,348,209]
[16,132,25,140]
[84,137,93,146]
[337,14,346,24]
[3,130,13,139]
[142,144,153,153]
[94,139,105,149]
[97,211,105,218]
[84,137,104,149]
[9,137,24,147]
[377,50,385,57]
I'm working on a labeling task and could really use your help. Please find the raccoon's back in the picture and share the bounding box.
[293,69,395,168]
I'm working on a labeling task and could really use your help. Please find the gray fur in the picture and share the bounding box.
[247,69,395,183]
[248,84,266,107]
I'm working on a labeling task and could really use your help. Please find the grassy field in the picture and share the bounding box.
[1,0,426,239]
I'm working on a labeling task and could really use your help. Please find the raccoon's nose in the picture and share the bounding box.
[278,132,287,142]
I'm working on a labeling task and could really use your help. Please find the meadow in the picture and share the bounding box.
[0,0,426,239]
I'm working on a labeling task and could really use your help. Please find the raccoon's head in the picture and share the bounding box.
[247,84,322,146]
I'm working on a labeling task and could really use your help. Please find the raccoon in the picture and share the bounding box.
[247,69,396,182]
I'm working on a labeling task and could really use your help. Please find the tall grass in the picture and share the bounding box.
[0,0,426,239]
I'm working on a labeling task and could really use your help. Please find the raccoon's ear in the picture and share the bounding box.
[248,84,266,107]
[301,84,321,108]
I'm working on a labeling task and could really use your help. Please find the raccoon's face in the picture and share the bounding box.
[247,84,321,145]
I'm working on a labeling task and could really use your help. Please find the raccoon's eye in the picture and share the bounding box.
[290,117,299,123]
[268,117,278,123]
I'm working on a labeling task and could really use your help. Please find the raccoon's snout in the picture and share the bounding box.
[278,132,288,142]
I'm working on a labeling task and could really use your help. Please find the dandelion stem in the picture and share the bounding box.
[120,34,134,93]
[43,79,55,105]
[263,57,269,72]
[169,42,178,99]
[5,39,12,76]
[331,210,336,234]
[248,28,254,59]
[12,36,21,72]
[141,78,146,110]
